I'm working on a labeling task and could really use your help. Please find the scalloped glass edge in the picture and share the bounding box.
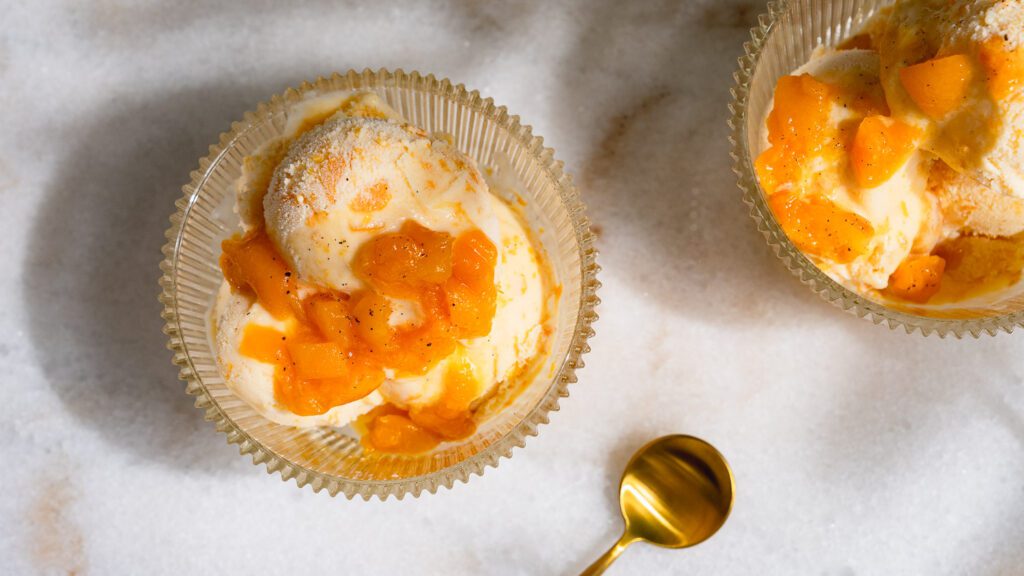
[158,69,600,499]
[728,0,1023,338]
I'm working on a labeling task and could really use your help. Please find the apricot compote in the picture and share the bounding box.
[220,221,498,453]
[756,73,880,262]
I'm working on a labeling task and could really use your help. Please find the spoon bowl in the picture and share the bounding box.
[580,435,734,575]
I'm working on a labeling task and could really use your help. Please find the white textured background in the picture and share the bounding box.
[3,0,1023,574]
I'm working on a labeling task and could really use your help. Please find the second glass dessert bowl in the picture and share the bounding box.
[160,70,599,499]
[731,0,1024,337]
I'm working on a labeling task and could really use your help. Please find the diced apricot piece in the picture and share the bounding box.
[352,291,393,348]
[286,341,350,380]
[314,361,385,404]
[899,54,974,119]
[238,324,288,364]
[765,74,833,152]
[304,294,355,347]
[769,193,874,264]
[272,363,309,413]
[755,74,834,194]
[408,408,475,440]
[273,378,322,417]
[388,323,457,376]
[220,231,298,320]
[352,221,453,297]
[444,230,498,339]
[353,232,425,297]
[850,116,920,188]
[754,146,794,195]
[451,229,498,286]
[402,221,455,284]
[418,284,451,323]
[979,37,1024,101]
[886,254,946,303]
[409,357,478,440]
[274,356,384,416]
[445,278,496,339]
[367,414,440,454]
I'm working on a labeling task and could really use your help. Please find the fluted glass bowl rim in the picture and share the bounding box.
[158,69,600,499]
[728,0,1024,338]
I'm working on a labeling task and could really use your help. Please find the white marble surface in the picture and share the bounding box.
[3,0,1023,574]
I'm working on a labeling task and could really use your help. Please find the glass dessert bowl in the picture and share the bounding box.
[731,0,1024,337]
[159,70,598,499]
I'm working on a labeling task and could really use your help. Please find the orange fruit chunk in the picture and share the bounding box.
[899,54,975,119]
[286,341,351,380]
[850,116,921,188]
[409,357,478,440]
[353,220,453,298]
[765,74,833,152]
[755,74,834,194]
[886,254,946,303]
[753,146,793,197]
[239,324,287,364]
[351,291,393,349]
[446,230,498,339]
[314,363,385,405]
[403,221,455,284]
[769,192,874,264]
[220,230,298,320]
[387,323,457,376]
[274,358,384,416]
[978,37,1024,101]
[407,407,475,441]
[304,294,355,347]
[451,229,498,286]
[445,280,495,339]
[367,413,441,454]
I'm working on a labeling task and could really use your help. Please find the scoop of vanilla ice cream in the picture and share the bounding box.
[212,284,385,427]
[237,93,404,231]
[874,0,1024,198]
[264,113,499,292]
[781,49,940,290]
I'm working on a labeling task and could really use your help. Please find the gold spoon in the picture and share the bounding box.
[580,435,735,575]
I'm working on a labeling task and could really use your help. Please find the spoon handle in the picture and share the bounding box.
[579,533,634,576]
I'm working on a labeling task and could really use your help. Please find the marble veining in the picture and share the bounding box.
[2,1,1022,574]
